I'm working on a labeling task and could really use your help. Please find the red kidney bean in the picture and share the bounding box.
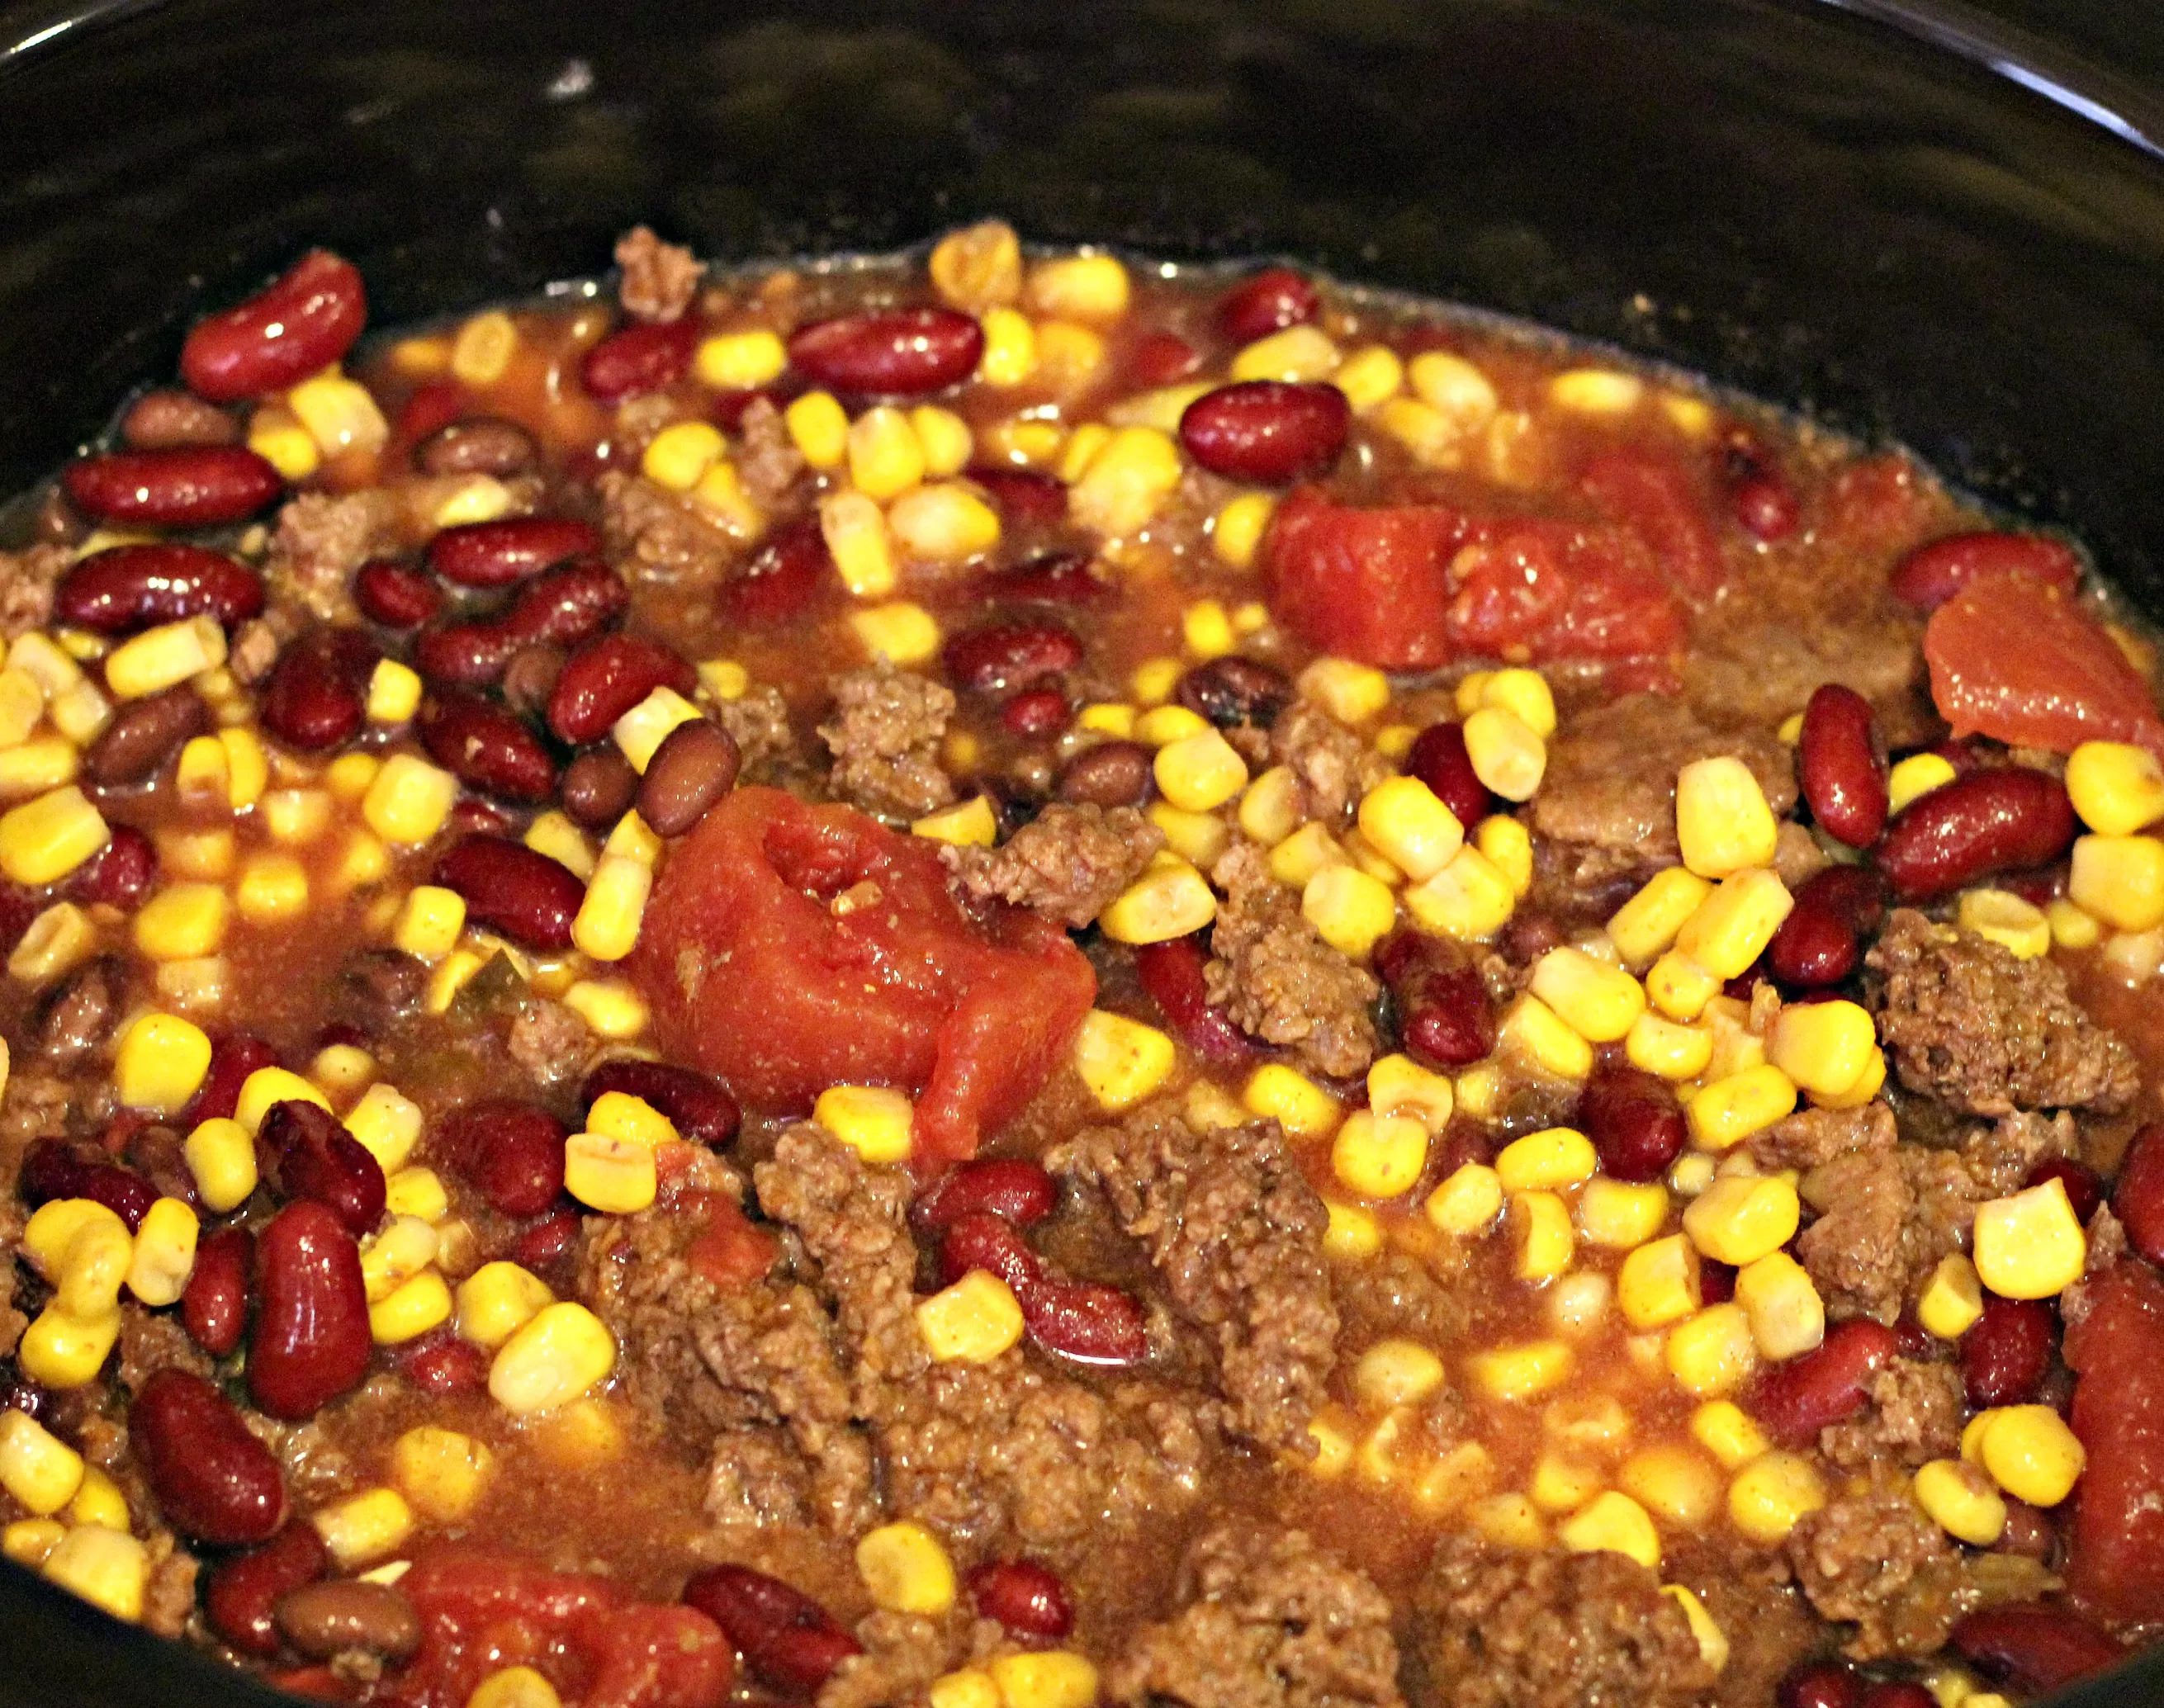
[205,1522,330,1657]
[182,1227,253,1358]
[443,1100,568,1217]
[1177,656,1293,731]
[1855,1685,1934,1708]
[63,447,282,528]
[182,1034,281,1127]
[260,632,372,751]
[1779,1654,1863,1706]
[711,386,798,433]
[64,826,155,912]
[83,685,208,787]
[1734,471,1801,542]
[967,1559,1073,1642]
[1134,934,1252,1063]
[394,379,466,448]
[54,543,266,634]
[968,469,1069,528]
[433,835,585,953]
[513,1208,584,1275]
[912,1160,1058,1237]
[1950,1602,2122,1693]
[1798,684,1887,848]
[943,621,1083,695]
[419,692,558,802]
[1889,530,2082,612]
[1218,267,1319,344]
[1001,687,1070,738]
[1995,1497,2055,1559]
[130,1368,287,1545]
[681,1564,862,1696]
[637,720,741,836]
[386,1326,490,1396]
[984,551,1109,608]
[2114,1122,2164,1269]
[1376,931,1494,1069]
[1961,1293,2056,1408]
[2027,1156,2103,1226]
[261,1100,386,1238]
[717,519,831,628]
[1128,330,1203,387]
[581,1060,741,1150]
[1876,767,2075,902]
[1057,740,1152,808]
[0,1375,49,1424]
[1180,381,1350,485]
[181,250,367,402]
[939,1210,1042,1293]
[505,557,630,648]
[787,308,984,395]
[1404,722,1493,831]
[1768,865,1884,989]
[580,316,699,403]
[1025,1280,1149,1367]
[414,416,537,478]
[353,560,442,628]
[121,389,241,450]
[275,1578,422,1663]
[561,747,641,829]
[1699,1260,1739,1305]
[416,618,518,687]
[547,634,697,745]
[428,518,602,589]
[1751,1318,1898,1446]
[0,885,39,958]
[1577,1066,1688,1183]
[18,1141,157,1232]
[249,1202,370,1419]
[449,797,517,837]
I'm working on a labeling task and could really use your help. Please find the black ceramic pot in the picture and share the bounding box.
[0,1,2159,1704]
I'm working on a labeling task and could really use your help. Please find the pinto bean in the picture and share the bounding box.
[1875,767,2076,901]
[181,250,367,402]
[1056,741,1152,808]
[637,720,740,836]
[55,543,265,635]
[64,826,157,912]
[1176,656,1293,730]
[547,634,697,745]
[419,691,559,802]
[130,1368,286,1545]
[261,1100,386,1237]
[561,748,641,829]
[83,686,209,787]
[1797,684,1887,848]
[275,1579,422,1663]
[427,518,603,589]
[581,316,699,402]
[353,561,443,628]
[1218,267,1319,343]
[967,1559,1074,1640]
[414,416,537,478]
[912,1160,1058,1235]
[62,447,282,528]
[121,389,241,450]
[443,1100,568,1217]
[182,1227,253,1358]
[434,835,585,952]
[1750,1318,1896,1446]
[787,308,984,395]
[1179,381,1349,485]
[248,1200,372,1420]
[680,1563,862,1696]
[205,1522,330,1657]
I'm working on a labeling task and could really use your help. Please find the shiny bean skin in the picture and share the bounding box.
[547,633,698,745]
[680,1563,862,1696]
[1949,1602,2123,1694]
[261,1099,386,1237]
[1128,331,1202,386]
[1218,267,1319,344]
[1961,1293,2056,1408]
[62,447,282,528]
[413,415,537,478]
[353,560,443,628]
[434,835,586,952]
[1179,381,1350,485]
[388,1325,490,1395]
[1875,767,2076,901]
[580,1059,741,1150]
[275,1579,422,1663]
[427,518,603,589]
[1056,741,1153,808]
[942,621,1083,695]
[29,955,121,1064]
[637,719,741,836]
[1177,656,1294,730]
[63,826,156,912]
[180,250,368,402]
[1404,722,1493,832]
[443,1100,569,1217]
[1752,1318,1897,1446]
[912,1159,1058,1236]
[512,1208,584,1275]
[130,1368,287,1545]
[182,1227,253,1358]
[183,1033,282,1126]
[2027,1156,2103,1225]
[967,1559,1074,1641]
[580,316,699,403]
[1797,684,1887,848]
[1767,865,1884,989]
[561,747,642,829]
[787,307,984,395]
[2116,1123,2164,1268]
[55,542,266,634]
[1377,931,1494,1069]
[504,557,631,649]
[1733,471,1801,542]
[1024,1280,1149,1367]
[717,520,831,628]
[415,618,519,687]
[18,1139,157,1230]
[1133,934,1252,1063]
[260,632,373,751]
[980,548,1109,604]
[500,645,566,718]
[83,686,208,786]
[1001,687,1070,738]
[938,1210,1042,1294]
[205,1522,330,1657]
[1889,530,2081,612]
[967,471,1070,527]
[419,691,559,803]
[249,1201,371,1420]
[121,388,241,450]
[1577,1066,1688,1183]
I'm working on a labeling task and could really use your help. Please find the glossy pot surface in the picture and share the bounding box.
[0,1,2160,1704]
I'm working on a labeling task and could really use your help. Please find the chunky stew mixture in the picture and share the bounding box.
[1,223,2162,1708]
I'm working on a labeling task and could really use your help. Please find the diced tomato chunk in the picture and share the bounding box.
[1579,449,1726,597]
[680,1190,779,1289]
[2062,1262,2164,1625]
[1444,517,1686,664]
[628,788,1095,1160]
[1923,570,2164,758]
[1264,486,1465,669]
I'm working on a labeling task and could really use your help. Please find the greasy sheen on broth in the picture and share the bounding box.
[0,223,2158,1708]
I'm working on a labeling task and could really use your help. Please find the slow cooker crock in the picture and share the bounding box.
[0,1,2158,1703]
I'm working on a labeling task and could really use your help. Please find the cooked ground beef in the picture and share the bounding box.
[142,1535,199,1640]
[0,542,68,639]
[1785,1476,1985,1660]
[1868,909,2138,1115]
[1750,1101,1896,1174]
[942,803,1164,928]
[1818,1357,1965,1471]
[1409,1531,1712,1708]
[598,468,742,584]
[737,395,807,509]
[1796,1142,1974,1323]
[225,616,282,684]
[266,490,400,621]
[820,663,959,822]
[1205,841,1380,1080]
[1056,1105,1337,1453]
[613,225,704,323]
[116,1303,215,1394]
[1271,700,1388,830]
[504,997,594,1092]
[713,684,798,781]
[1108,1521,1403,1708]
[1681,610,1933,748]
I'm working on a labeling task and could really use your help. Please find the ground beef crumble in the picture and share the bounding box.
[1818,1356,1965,1470]
[1205,841,1380,1079]
[0,542,68,639]
[613,225,704,323]
[737,395,807,509]
[1270,700,1389,830]
[265,490,400,621]
[1108,1521,1403,1708]
[942,803,1164,928]
[598,468,743,584]
[820,663,958,821]
[713,684,798,781]
[1785,1475,1986,1660]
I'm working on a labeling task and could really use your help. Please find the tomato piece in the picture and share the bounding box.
[680,1191,779,1289]
[584,1603,735,1708]
[1822,452,1939,555]
[2062,1262,2164,1625]
[1923,570,2164,758]
[1445,518,1686,664]
[1264,485,1465,669]
[1579,449,1726,597]
[628,788,1095,1160]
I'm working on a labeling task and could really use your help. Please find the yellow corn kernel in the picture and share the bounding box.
[1151,729,1246,814]
[66,1465,127,1532]
[1347,1338,1444,1412]
[902,798,995,854]
[384,1166,448,1223]
[1498,994,1594,1081]
[1466,1339,1574,1402]
[7,632,79,696]
[567,854,649,965]
[784,390,850,468]
[1231,324,1340,383]
[1468,672,1553,742]
[604,810,663,867]
[1100,860,1216,945]
[1955,887,2050,960]
[888,481,1001,565]
[1644,949,1721,1023]
[845,405,926,502]
[1513,1190,1576,1280]
[1735,1250,1825,1360]
[1624,1013,1712,1083]
[930,1670,1002,1708]
[810,1084,913,1164]
[468,1659,563,1708]
[178,1116,256,1214]
[1456,823,1525,907]
[391,884,468,959]
[1368,1053,1454,1132]
[690,457,762,537]
[847,600,941,667]
[211,726,266,811]
[1674,756,1778,879]
[1911,1251,1986,1341]
[2066,739,2164,835]
[1073,1009,1176,1110]
[1243,1062,1341,1138]
[234,852,308,925]
[930,220,1022,314]
[967,308,1036,389]
[1267,822,1346,891]
[1529,1452,1603,1513]
[1684,1403,1768,1474]
[39,1209,129,1325]
[1024,253,1128,321]
[1142,802,1224,870]
[18,1303,119,1389]
[609,683,700,773]
[362,754,457,846]
[1560,1490,1662,1571]
[1426,1162,1504,1236]
[110,1011,212,1118]
[1618,1234,1702,1332]
[890,409,967,481]
[1578,1179,1670,1249]
[46,678,108,747]
[1665,1302,1758,1398]
[124,1197,197,1309]
[425,949,482,1013]
[1685,1064,1799,1152]
[1330,1111,1428,1199]
[1184,1081,1248,1134]
[1887,753,1960,818]
[1211,491,1278,570]
[1765,997,1877,1101]
[1661,1584,1730,1676]
[0,1412,85,1517]
[104,614,224,701]
[1609,868,1716,970]
[447,308,516,384]
[310,1043,375,1104]
[360,1216,439,1306]
[320,752,376,802]
[1299,865,1395,960]
[371,1269,453,1344]
[1683,1174,1801,1266]
[1617,1442,1722,1531]
[455,1261,554,1353]
[1068,426,1181,537]
[1408,1441,1494,1516]
[431,475,514,529]
[390,1424,496,1525]
[0,666,42,747]
[1489,1128,1593,1194]
[856,1520,955,1616]
[489,1301,614,1416]
[1177,598,1234,662]
[1323,1200,1383,1259]
[312,1487,414,1568]
[2043,897,2100,951]
[637,419,723,493]
[1972,1178,2086,1300]
[337,1082,419,1175]
[232,1065,330,1135]
[562,1131,658,1215]
[558,979,645,1039]
[1461,707,1546,802]
[1915,1458,2007,1546]
[1548,367,1644,414]
[689,326,784,390]
[988,1653,1099,1708]
[2069,833,2164,932]
[41,1524,149,1622]
[1130,707,1206,754]
[249,402,319,479]
[132,882,229,962]
[7,901,97,989]
[1404,351,1499,435]
[1352,778,1459,884]
[1973,1404,2086,1507]
[1388,845,1511,939]
[0,785,108,886]
[1288,665,1387,734]
[1331,343,1404,412]
[1469,1491,1550,1549]
[1529,947,1647,1044]
[0,736,77,799]
[696,659,750,706]
[1125,657,1181,710]
[916,1270,1026,1365]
